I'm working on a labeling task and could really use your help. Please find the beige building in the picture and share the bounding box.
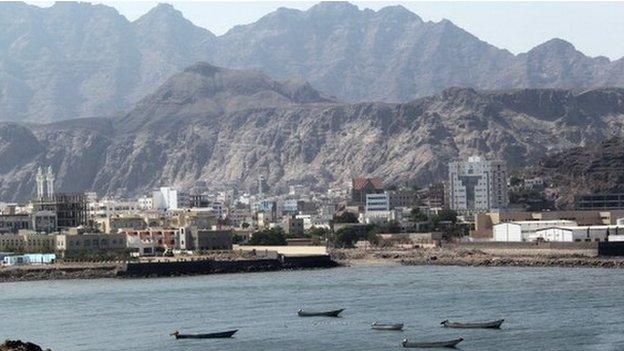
[177,210,218,228]
[0,233,55,252]
[95,216,147,234]
[474,210,624,238]
[55,233,127,257]
[177,227,233,251]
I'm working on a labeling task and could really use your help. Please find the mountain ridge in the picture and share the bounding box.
[1,63,624,201]
[1,1,624,123]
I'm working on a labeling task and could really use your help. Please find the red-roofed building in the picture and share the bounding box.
[351,177,384,204]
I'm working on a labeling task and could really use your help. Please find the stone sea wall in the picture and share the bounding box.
[0,256,339,283]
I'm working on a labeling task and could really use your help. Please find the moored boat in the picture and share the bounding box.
[170,329,238,339]
[371,322,404,331]
[441,319,504,329]
[401,337,463,348]
[297,308,344,317]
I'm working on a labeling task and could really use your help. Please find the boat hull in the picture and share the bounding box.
[442,319,504,329]
[372,322,404,331]
[298,309,344,317]
[402,338,463,348]
[172,330,238,339]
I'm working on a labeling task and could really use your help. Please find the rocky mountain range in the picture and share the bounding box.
[2,1,624,123]
[1,62,624,202]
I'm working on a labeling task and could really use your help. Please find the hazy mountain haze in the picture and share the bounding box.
[70,1,624,59]
[3,1,624,123]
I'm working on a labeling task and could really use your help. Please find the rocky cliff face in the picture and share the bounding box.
[529,137,624,207]
[1,2,623,123]
[1,63,624,202]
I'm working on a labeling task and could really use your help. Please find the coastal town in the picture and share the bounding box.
[3,2,624,351]
[2,155,624,280]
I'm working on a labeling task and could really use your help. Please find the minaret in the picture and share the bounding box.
[36,166,45,199]
[46,166,55,198]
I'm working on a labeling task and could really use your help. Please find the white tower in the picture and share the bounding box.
[46,166,55,197]
[36,166,45,199]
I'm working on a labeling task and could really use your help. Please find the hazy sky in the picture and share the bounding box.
[30,1,624,60]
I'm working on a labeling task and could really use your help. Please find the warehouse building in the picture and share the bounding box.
[532,225,624,242]
[493,220,577,242]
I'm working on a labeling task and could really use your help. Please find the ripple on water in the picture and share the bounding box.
[2,265,624,351]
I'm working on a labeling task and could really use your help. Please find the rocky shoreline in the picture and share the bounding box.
[332,246,624,269]
[0,264,121,283]
[4,247,624,283]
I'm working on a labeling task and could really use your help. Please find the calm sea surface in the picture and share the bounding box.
[2,265,624,351]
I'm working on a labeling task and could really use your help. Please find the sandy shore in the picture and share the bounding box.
[331,246,624,269]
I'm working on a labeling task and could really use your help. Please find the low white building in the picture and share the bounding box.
[493,220,577,242]
[362,210,398,224]
[363,193,393,224]
[532,225,624,242]
[89,199,140,219]
[295,214,331,230]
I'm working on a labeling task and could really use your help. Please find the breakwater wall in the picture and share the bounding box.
[119,255,339,278]
[457,241,598,250]
[598,242,624,256]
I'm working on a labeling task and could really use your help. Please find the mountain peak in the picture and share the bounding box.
[134,3,215,40]
[154,3,175,11]
[132,62,333,120]
[48,1,122,17]
[531,38,577,54]
[376,5,422,22]
[139,3,184,21]
[307,2,360,15]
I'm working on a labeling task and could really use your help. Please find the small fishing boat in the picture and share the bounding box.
[401,337,463,348]
[371,322,404,331]
[441,319,504,329]
[170,330,238,339]
[297,308,344,317]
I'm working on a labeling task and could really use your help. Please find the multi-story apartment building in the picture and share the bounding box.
[33,193,88,229]
[388,189,419,209]
[448,156,508,213]
[88,198,140,219]
[366,193,390,212]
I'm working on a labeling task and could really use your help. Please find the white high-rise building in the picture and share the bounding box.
[152,187,178,211]
[448,156,508,212]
